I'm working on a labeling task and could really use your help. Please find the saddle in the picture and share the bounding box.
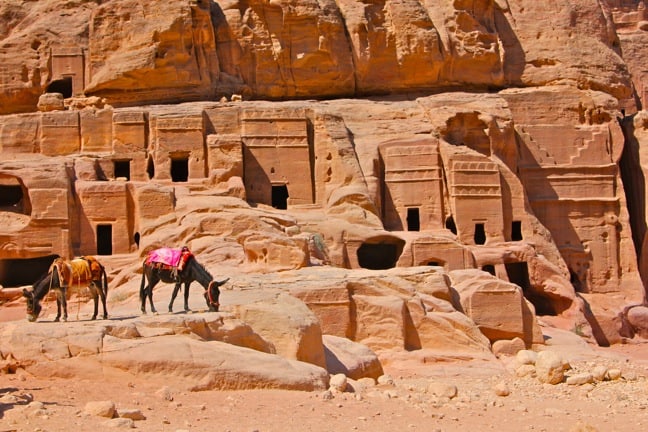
[51,256,97,288]
[146,247,193,276]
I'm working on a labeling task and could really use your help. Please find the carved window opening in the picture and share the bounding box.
[482,264,495,275]
[171,157,189,182]
[146,156,155,180]
[0,186,24,213]
[474,223,486,245]
[272,184,289,210]
[407,208,420,231]
[0,176,30,216]
[357,243,398,270]
[134,232,140,248]
[0,255,59,287]
[46,76,73,98]
[113,160,131,180]
[97,224,113,255]
[445,216,457,234]
[511,221,523,241]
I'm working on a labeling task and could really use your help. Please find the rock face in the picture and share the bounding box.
[0,0,635,113]
[0,312,330,390]
[1,0,648,372]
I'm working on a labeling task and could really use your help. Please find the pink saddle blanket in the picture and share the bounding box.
[146,247,185,267]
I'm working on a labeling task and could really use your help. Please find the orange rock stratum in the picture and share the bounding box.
[1,2,648,431]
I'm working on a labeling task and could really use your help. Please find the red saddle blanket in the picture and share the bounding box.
[146,247,192,271]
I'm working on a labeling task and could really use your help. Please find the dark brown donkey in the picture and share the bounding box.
[139,249,228,314]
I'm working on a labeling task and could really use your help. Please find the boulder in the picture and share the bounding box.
[322,334,383,380]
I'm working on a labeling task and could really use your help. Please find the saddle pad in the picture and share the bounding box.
[51,257,91,286]
[146,247,183,267]
[69,258,92,281]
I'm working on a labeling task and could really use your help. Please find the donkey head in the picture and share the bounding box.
[22,288,41,322]
[204,278,229,312]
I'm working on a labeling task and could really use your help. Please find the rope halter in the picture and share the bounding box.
[205,280,220,309]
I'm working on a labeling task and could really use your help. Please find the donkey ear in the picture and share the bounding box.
[217,278,230,286]
[22,288,31,297]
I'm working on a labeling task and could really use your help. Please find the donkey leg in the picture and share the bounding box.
[183,282,191,312]
[54,297,61,322]
[168,283,181,313]
[61,293,68,322]
[54,289,64,322]
[90,285,99,320]
[148,286,157,314]
[99,284,108,319]
[140,285,148,314]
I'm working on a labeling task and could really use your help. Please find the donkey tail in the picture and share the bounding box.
[100,263,109,298]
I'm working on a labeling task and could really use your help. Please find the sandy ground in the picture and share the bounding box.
[1,331,647,432]
[1,280,648,432]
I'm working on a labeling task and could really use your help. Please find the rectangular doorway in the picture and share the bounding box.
[97,224,113,255]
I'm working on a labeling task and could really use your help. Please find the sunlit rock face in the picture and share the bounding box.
[1,0,648,349]
[0,0,634,113]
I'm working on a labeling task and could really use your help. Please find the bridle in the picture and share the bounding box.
[205,280,220,309]
[24,289,37,317]
[25,292,34,314]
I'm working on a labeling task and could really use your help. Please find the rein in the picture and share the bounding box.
[205,281,220,308]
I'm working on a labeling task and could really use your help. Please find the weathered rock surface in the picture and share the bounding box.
[0,1,635,113]
[0,312,330,391]
[2,0,648,395]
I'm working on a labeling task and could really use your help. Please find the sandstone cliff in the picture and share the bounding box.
[2,0,648,386]
[0,0,636,112]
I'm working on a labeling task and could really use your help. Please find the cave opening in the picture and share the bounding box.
[0,255,59,287]
[357,243,399,270]
[507,262,558,316]
[45,77,73,98]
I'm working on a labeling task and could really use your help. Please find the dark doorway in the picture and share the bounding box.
[482,264,496,275]
[114,160,131,180]
[171,158,189,182]
[272,185,289,210]
[46,77,73,98]
[357,243,398,270]
[147,157,155,180]
[511,220,523,241]
[97,224,113,255]
[407,208,420,231]
[570,269,585,293]
[134,232,140,248]
[0,255,59,287]
[445,216,457,234]
[474,223,486,245]
[506,262,530,290]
